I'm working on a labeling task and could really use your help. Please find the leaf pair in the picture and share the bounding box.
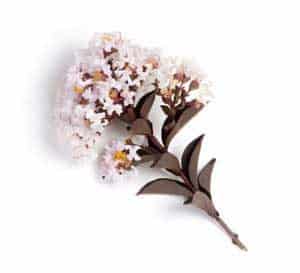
[137,176,218,219]
[181,135,215,198]
[137,178,193,198]
[182,140,217,218]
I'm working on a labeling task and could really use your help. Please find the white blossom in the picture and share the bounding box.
[103,99,123,116]
[121,90,135,106]
[98,140,140,182]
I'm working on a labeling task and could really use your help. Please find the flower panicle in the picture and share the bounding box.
[55,32,212,161]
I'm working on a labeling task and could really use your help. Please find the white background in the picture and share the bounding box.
[0,0,300,272]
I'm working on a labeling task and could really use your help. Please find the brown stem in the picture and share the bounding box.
[214,216,247,251]
[147,135,165,153]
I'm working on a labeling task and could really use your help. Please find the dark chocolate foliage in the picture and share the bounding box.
[138,146,158,155]
[130,118,153,135]
[119,107,136,123]
[135,91,155,118]
[152,152,181,174]
[161,117,175,145]
[181,135,204,188]
[137,178,193,197]
[197,158,216,198]
[192,191,218,217]
[163,104,202,147]
[134,148,159,165]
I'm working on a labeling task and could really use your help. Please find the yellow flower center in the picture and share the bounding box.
[93,71,106,82]
[114,151,127,161]
[101,34,113,42]
[73,86,84,94]
[109,89,119,100]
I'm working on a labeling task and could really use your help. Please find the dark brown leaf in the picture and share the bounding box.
[130,119,153,135]
[119,107,136,123]
[197,158,216,198]
[164,105,202,147]
[135,91,155,118]
[152,152,181,174]
[192,191,218,217]
[134,154,159,165]
[181,135,204,188]
[161,117,175,145]
[137,146,158,155]
[137,178,193,197]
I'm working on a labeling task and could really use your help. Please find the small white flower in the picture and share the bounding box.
[98,140,140,183]
[90,119,108,132]
[84,109,108,132]
[103,100,123,116]
[90,58,112,76]
[82,87,98,102]
[186,80,214,104]
[127,145,141,161]
[85,109,105,122]
[109,78,123,91]
[97,86,111,103]
[121,90,135,106]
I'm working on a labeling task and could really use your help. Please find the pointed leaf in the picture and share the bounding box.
[152,152,181,174]
[197,158,216,198]
[161,117,175,145]
[137,178,193,197]
[181,135,204,188]
[135,91,155,118]
[192,191,218,217]
[164,104,203,147]
[130,118,153,135]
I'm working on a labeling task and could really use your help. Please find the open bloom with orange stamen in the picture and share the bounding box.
[99,140,140,182]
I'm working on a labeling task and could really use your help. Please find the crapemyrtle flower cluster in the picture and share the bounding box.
[55,32,213,163]
[56,32,160,159]
[155,57,213,108]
